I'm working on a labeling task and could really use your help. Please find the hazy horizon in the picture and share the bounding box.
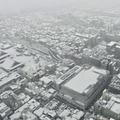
[0,0,120,14]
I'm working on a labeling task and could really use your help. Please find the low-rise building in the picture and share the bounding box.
[95,91,120,120]
[109,74,120,93]
[1,58,24,72]
[0,72,21,92]
[0,102,12,119]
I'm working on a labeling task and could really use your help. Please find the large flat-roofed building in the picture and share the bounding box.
[55,65,110,110]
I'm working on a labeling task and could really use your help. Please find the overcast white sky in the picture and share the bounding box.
[0,0,120,13]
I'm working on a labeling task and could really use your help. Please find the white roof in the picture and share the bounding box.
[110,102,120,114]
[0,68,8,79]
[40,76,52,84]
[64,66,106,94]
[107,41,116,47]
[34,107,44,117]
[16,44,23,49]
[1,58,15,69]
[0,102,7,111]
[0,72,20,87]
[109,97,120,114]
